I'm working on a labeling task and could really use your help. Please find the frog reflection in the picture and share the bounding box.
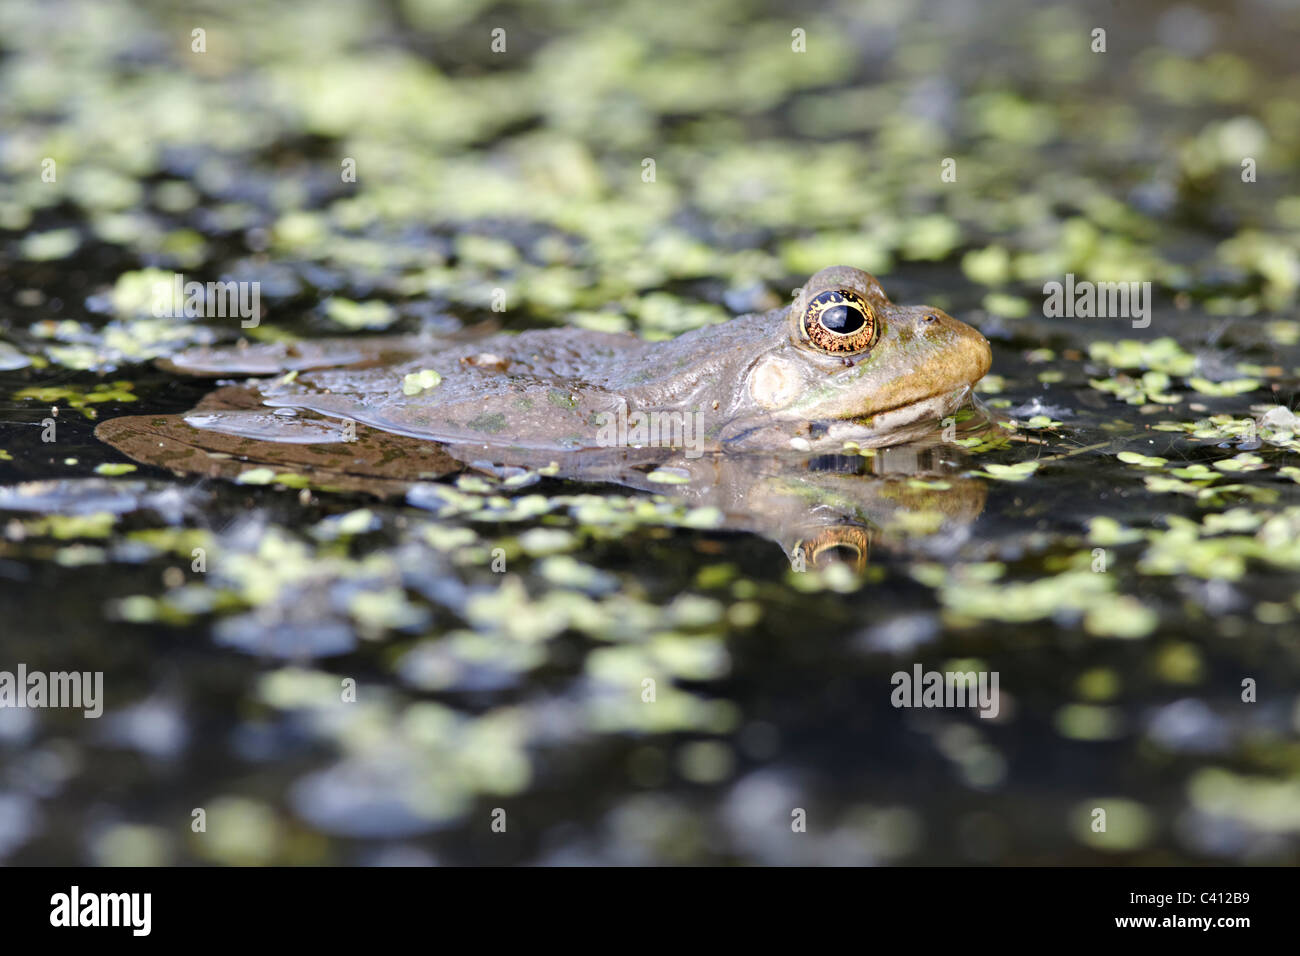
[97,394,988,574]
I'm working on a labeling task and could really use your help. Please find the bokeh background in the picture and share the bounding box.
[1,0,1300,864]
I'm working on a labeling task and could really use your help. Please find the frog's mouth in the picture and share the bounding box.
[724,386,977,452]
[841,385,973,433]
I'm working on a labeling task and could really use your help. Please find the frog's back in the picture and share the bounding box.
[251,327,659,450]
[163,310,781,451]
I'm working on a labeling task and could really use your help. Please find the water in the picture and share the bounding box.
[1,0,1299,865]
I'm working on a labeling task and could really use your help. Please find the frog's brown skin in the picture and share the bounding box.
[161,265,992,455]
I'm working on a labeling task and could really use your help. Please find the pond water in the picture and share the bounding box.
[1,0,1299,865]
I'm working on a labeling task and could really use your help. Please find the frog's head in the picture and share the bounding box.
[737,266,991,441]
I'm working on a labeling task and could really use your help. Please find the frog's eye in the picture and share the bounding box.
[795,526,871,572]
[800,289,877,354]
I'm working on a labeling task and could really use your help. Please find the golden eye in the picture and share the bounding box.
[795,526,871,572]
[800,289,877,354]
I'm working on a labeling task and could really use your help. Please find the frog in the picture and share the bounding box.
[156,265,992,456]
[91,265,994,572]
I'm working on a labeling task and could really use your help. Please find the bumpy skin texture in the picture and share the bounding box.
[163,266,992,453]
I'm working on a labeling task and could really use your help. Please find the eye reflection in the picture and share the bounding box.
[795,526,871,572]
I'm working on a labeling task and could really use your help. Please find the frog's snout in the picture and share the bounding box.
[920,309,992,385]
